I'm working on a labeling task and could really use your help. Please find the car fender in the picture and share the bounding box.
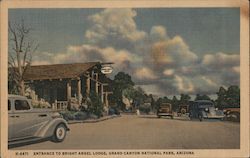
[35,118,69,138]
[201,111,209,118]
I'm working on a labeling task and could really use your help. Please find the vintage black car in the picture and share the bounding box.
[189,100,224,121]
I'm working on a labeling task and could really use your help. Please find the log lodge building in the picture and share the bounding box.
[15,62,113,110]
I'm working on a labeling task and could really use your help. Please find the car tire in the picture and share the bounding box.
[189,114,192,120]
[52,124,67,142]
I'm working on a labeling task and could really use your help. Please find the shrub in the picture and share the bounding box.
[88,91,104,118]
[60,111,76,121]
[74,111,88,120]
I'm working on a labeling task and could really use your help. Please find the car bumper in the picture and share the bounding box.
[157,113,173,116]
[204,115,224,119]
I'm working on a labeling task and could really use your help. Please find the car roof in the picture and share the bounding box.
[161,103,171,105]
[194,100,213,103]
[8,94,27,99]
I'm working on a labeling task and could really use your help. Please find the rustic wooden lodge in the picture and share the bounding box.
[20,62,113,110]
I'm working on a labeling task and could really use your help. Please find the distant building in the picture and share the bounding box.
[10,62,113,110]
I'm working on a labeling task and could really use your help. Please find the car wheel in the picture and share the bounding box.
[198,114,203,122]
[52,124,67,142]
[189,114,192,120]
[157,115,161,118]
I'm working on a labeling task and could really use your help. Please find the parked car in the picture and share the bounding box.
[157,103,173,119]
[189,100,224,121]
[223,107,240,122]
[139,102,151,114]
[8,95,70,146]
[177,104,189,116]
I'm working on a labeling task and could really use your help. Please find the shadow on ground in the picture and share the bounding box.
[9,138,51,149]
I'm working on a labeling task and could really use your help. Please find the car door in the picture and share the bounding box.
[8,99,16,140]
[10,99,40,140]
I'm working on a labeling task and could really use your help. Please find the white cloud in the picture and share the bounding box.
[150,35,198,68]
[202,52,239,68]
[201,76,218,87]
[163,69,174,76]
[32,44,135,75]
[31,9,240,96]
[165,36,198,65]
[174,75,195,93]
[232,66,240,73]
[139,84,165,96]
[85,8,146,49]
[134,67,158,80]
[65,45,134,72]
[150,25,168,42]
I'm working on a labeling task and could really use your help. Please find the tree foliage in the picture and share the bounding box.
[171,96,179,111]
[216,86,240,108]
[88,91,104,118]
[179,94,191,104]
[195,94,211,101]
[155,96,171,109]
[111,72,134,110]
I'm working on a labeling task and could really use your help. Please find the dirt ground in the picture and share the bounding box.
[13,114,240,149]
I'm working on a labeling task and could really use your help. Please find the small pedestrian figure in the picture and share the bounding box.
[136,109,140,115]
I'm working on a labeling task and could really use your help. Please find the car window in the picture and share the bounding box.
[15,100,30,110]
[8,100,11,111]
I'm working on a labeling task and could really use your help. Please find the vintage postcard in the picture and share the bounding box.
[0,0,249,157]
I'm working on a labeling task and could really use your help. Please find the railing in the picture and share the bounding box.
[52,101,68,111]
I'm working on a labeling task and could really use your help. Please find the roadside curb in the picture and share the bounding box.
[67,115,121,124]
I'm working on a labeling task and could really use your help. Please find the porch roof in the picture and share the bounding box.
[22,62,99,81]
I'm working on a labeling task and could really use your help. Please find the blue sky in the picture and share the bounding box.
[9,8,240,96]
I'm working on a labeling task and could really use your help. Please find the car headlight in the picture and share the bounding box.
[205,108,209,112]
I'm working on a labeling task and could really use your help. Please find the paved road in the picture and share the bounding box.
[13,114,239,149]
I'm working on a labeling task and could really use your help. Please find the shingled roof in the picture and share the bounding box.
[20,62,99,81]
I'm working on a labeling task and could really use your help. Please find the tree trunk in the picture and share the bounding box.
[19,80,25,96]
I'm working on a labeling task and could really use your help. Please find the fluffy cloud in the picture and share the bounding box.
[150,25,169,42]
[139,84,166,97]
[134,67,158,80]
[33,44,134,74]
[174,75,195,93]
[32,8,240,96]
[85,9,147,49]
[202,52,239,68]
[163,69,175,76]
[232,66,240,73]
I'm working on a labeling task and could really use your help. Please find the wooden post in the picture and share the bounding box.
[67,80,71,101]
[105,92,108,107]
[95,73,99,94]
[53,88,57,103]
[67,80,72,110]
[101,84,104,103]
[77,78,81,104]
[86,72,90,96]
